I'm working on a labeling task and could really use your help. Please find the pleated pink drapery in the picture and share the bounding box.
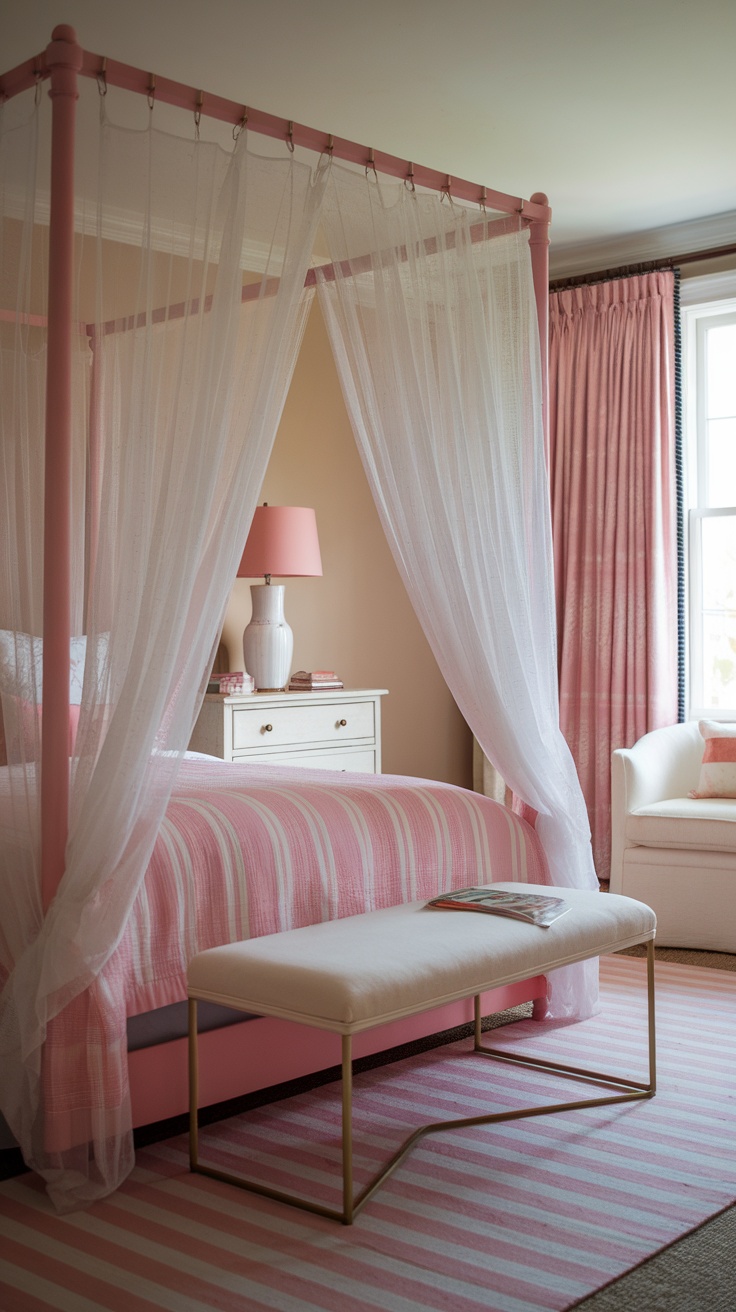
[549,272,678,880]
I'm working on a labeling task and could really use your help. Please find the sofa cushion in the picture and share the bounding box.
[627,796,736,852]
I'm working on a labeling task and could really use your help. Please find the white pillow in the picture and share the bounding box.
[0,630,108,704]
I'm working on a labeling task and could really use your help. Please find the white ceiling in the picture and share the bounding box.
[3,0,736,275]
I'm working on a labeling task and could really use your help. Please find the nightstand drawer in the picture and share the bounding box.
[189,689,386,772]
[232,699,375,751]
[247,746,377,772]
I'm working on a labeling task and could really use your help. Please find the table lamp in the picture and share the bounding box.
[237,504,323,691]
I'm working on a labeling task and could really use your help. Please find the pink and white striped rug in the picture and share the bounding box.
[1,956,734,1311]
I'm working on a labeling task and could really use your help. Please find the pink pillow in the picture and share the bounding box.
[689,719,736,798]
[5,702,81,762]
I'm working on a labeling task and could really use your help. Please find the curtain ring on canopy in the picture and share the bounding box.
[317,133,334,168]
[366,147,378,183]
[147,75,156,112]
[96,58,107,97]
[440,175,452,203]
[33,69,43,106]
[194,90,204,140]
[233,107,248,142]
[479,186,487,213]
[405,162,416,193]
[286,120,295,153]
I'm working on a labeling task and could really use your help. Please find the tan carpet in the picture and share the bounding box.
[623,944,736,972]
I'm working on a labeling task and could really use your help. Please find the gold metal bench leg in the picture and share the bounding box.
[469,945,657,1108]
[189,1012,353,1223]
[188,945,656,1226]
[342,1035,353,1224]
[188,998,199,1172]
[647,938,657,1094]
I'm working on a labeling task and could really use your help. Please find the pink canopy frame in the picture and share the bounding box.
[0,24,551,912]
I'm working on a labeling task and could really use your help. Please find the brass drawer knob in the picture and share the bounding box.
[337,718,347,727]
[263,723,273,733]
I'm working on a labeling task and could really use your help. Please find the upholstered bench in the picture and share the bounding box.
[187,882,656,1223]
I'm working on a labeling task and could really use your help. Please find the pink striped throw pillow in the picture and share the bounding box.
[689,719,736,798]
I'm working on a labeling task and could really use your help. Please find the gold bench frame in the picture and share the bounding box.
[188,940,656,1225]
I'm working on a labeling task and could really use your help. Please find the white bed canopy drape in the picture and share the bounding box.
[0,30,596,1209]
[0,81,326,1209]
[315,167,597,1020]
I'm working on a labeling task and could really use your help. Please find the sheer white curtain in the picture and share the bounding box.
[316,167,598,1020]
[0,87,323,1209]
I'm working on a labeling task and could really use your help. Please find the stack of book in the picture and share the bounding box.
[207,672,255,695]
[288,670,344,691]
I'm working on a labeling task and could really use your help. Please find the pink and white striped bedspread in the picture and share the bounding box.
[109,758,550,1017]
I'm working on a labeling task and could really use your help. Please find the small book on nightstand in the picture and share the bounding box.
[288,670,344,691]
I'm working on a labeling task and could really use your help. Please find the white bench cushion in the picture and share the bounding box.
[187,883,655,1035]
[627,797,736,852]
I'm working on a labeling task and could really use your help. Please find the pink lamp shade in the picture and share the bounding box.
[238,505,322,580]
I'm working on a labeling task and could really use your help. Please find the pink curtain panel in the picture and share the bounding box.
[549,272,678,880]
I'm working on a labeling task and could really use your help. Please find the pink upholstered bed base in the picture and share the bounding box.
[129,979,544,1127]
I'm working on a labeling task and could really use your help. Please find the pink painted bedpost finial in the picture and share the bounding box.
[528,192,551,463]
[41,24,83,912]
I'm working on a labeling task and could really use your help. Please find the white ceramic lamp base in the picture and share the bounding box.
[243,584,293,691]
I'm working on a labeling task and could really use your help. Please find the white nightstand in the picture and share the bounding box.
[189,688,387,773]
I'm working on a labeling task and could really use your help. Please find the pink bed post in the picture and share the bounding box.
[528,193,551,457]
[85,330,102,617]
[41,26,82,911]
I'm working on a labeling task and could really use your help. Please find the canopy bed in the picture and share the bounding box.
[0,26,598,1210]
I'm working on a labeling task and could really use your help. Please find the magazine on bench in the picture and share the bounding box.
[426,887,570,928]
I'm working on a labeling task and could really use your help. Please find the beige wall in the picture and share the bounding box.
[220,299,472,787]
[8,212,469,785]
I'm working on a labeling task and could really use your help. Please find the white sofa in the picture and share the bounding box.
[610,720,736,952]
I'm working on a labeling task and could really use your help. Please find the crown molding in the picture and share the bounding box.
[549,210,736,280]
[680,268,736,307]
[4,186,280,274]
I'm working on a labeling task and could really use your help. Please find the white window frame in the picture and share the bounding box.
[682,285,736,720]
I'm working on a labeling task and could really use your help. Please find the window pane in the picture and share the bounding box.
[707,323,736,420]
[706,417,736,507]
[699,514,736,709]
[701,613,736,710]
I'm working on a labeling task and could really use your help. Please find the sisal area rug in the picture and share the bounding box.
[0,956,734,1311]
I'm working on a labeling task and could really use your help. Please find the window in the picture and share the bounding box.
[684,295,736,718]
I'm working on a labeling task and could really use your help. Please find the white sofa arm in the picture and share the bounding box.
[609,721,704,893]
[616,721,703,811]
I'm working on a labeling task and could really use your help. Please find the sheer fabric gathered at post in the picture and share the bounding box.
[2,62,596,1211]
[315,167,598,1021]
[0,83,324,1209]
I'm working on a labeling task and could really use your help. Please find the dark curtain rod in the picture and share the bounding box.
[549,240,736,291]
